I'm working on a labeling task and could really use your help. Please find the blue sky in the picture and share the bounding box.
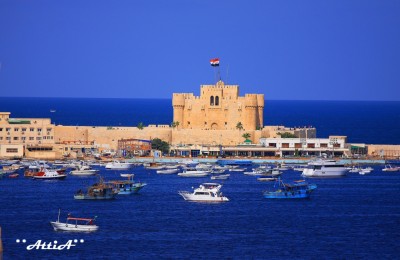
[0,0,399,100]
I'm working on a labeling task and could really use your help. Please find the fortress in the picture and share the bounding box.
[173,80,264,130]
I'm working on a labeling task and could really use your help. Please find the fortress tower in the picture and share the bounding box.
[172,80,264,130]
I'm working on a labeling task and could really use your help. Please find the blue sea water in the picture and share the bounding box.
[0,98,400,259]
[1,166,400,259]
[0,97,399,144]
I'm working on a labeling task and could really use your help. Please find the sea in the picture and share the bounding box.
[0,98,400,259]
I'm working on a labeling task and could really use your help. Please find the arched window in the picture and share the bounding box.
[215,96,219,106]
[210,96,214,106]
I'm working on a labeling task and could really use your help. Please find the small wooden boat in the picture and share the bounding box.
[50,210,98,232]
[107,176,146,195]
[74,177,117,200]
[263,179,317,199]
[8,173,19,178]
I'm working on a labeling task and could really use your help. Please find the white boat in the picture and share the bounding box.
[244,169,281,176]
[105,160,134,170]
[50,210,98,232]
[70,165,99,176]
[157,169,179,174]
[257,177,278,182]
[120,173,134,178]
[177,168,210,177]
[348,166,361,173]
[359,168,372,175]
[178,183,229,202]
[211,174,230,180]
[382,164,399,172]
[302,159,347,178]
[33,168,67,180]
[229,168,245,172]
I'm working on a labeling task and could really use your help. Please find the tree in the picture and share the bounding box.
[277,132,296,138]
[137,122,144,130]
[242,132,251,140]
[236,122,243,130]
[151,138,170,154]
[171,121,180,128]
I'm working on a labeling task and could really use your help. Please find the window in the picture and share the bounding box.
[6,148,18,153]
[0,137,2,140]
[6,128,11,131]
[210,96,214,106]
[320,143,328,148]
[6,137,11,140]
[14,128,19,131]
[30,128,34,132]
[0,128,2,131]
[282,143,289,148]
[47,128,52,132]
[13,137,18,140]
[22,137,26,140]
[36,137,42,140]
[22,128,27,132]
[29,137,34,140]
[37,128,42,132]
[215,96,219,106]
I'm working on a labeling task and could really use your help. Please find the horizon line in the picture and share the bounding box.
[0,96,399,102]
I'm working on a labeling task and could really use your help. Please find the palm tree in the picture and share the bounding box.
[137,122,144,130]
[236,122,243,130]
[171,121,180,129]
[242,132,251,140]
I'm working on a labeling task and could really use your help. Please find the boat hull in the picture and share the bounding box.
[50,221,99,232]
[263,190,311,199]
[302,168,347,178]
[33,175,67,180]
[178,192,229,202]
[74,194,116,200]
[70,170,98,176]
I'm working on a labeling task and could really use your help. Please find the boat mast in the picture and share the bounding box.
[58,209,61,223]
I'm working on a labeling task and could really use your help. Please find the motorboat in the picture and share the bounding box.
[348,166,361,173]
[244,169,281,176]
[107,176,146,195]
[228,168,245,172]
[50,210,98,232]
[177,168,210,177]
[74,177,118,200]
[157,169,179,174]
[211,174,230,180]
[359,168,372,175]
[33,168,67,180]
[105,160,134,170]
[70,165,99,176]
[382,164,399,172]
[302,159,347,178]
[178,183,229,202]
[263,179,317,199]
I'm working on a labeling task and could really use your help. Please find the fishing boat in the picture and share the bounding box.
[145,162,165,170]
[263,179,317,199]
[50,210,98,232]
[74,177,118,200]
[178,183,229,202]
[302,159,347,178]
[33,168,67,180]
[69,165,99,176]
[211,174,230,180]
[105,160,134,170]
[107,176,147,195]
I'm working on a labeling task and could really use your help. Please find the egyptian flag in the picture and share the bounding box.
[210,58,220,67]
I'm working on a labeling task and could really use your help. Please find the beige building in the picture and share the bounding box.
[173,80,264,130]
